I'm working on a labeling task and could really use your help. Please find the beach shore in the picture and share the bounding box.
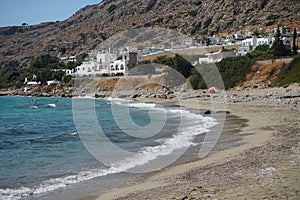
[93,87,300,200]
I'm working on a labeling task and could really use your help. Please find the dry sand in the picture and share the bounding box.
[90,89,299,200]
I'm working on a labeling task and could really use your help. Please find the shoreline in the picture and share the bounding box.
[94,90,300,199]
[1,86,299,199]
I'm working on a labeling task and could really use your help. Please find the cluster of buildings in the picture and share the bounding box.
[236,27,294,56]
[37,26,297,80]
[60,48,142,77]
[199,26,298,64]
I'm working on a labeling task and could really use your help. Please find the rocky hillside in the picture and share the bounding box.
[0,0,299,69]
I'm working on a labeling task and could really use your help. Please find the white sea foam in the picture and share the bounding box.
[0,103,217,200]
[46,104,56,108]
[106,97,157,109]
[70,132,78,136]
[128,102,156,108]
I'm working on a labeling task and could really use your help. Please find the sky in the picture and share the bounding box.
[0,0,102,27]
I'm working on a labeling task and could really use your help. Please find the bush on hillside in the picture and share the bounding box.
[277,55,300,86]
[153,54,192,78]
[246,44,275,60]
[217,56,254,89]
[190,56,255,90]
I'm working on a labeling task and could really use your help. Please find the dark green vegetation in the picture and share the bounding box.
[265,14,279,26]
[0,54,87,89]
[272,26,291,57]
[292,28,298,55]
[0,67,28,88]
[153,54,192,78]
[246,44,275,60]
[150,54,254,90]
[152,54,193,87]
[277,55,300,86]
[191,56,254,90]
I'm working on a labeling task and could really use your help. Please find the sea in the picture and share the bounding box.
[0,96,222,200]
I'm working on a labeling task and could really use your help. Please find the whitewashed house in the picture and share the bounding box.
[257,37,273,46]
[238,37,257,56]
[199,51,236,64]
[52,69,74,76]
[238,36,291,55]
[274,27,292,37]
[108,59,128,76]
[74,51,138,77]
[209,37,221,45]
[75,61,98,77]
[233,34,244,40]
[47,80,60,85]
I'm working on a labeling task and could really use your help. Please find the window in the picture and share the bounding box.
[120,64,124,70]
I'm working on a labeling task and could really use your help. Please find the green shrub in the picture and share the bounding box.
[153,54,192,78]
[190,56,254,90]
[265,20,276,26]
[217,56,254,89]
[246,44,275,60]
[266,14,280,21]
[277,55,300,86]
[101,73,109,77]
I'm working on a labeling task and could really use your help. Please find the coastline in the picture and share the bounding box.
[94,87,300,200]
[1,86,299,199]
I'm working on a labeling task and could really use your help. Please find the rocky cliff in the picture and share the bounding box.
[0,0,299,69]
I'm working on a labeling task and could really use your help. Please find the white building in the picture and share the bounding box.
[199,51,236,64]
[257,37,273,46]
[74,51,138,77]
[97,52,117,64]
[59,56,77,63]
[209,37,221,45]
[75,61,99,77]
[47,80,61,85]
[274,27,292,37]
[233,33,245,40]
[53,69,74,76]
[238,36,291,55]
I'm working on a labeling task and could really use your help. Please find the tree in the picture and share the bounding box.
[292,28,298,55]
[272,26,291,57]
[202,36,211,46]
[59,46,66,54]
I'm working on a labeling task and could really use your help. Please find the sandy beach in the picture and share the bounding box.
[91,86,300,200]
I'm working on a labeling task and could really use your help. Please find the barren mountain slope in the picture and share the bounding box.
[0,0,299,68]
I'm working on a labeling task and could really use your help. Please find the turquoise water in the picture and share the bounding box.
[0,97,94,185]
[0,96,217,199]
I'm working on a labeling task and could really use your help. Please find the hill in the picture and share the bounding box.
[0,0,299,69]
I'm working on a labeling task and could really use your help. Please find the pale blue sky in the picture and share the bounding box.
[0,0,101,27]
